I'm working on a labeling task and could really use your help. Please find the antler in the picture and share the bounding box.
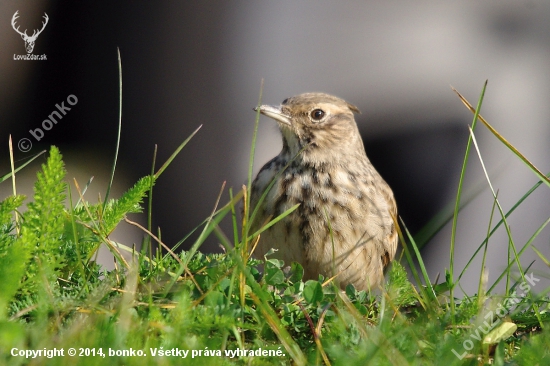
[11,11,49,40]
[11,10,27,37]
[31,13,49,39]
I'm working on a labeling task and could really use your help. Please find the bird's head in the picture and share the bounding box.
[255,93,365,165]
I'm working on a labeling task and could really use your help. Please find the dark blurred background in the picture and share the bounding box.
[1,1,549,295]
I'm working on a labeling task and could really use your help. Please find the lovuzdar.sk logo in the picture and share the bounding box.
[12,10,48,60]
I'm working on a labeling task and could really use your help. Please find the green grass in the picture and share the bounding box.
[0,80,549,365]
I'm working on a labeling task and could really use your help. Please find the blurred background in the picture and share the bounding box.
[1,1,549,295]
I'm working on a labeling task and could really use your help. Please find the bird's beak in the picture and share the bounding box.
[253,105,291,126]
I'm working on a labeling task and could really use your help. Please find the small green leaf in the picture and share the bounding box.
[433,282,450,294]
[303,280,323,305]
[417,340,435,352]
[266,258,284,269]
[494,341,505,366]
[353,302,368,316]
[483,321,517,345]
[293,281,304,294]
[265,248,278,257]
[345,283,356,299]
[264,260,284,285]
[204,290,225,307]
[288,262,304,283]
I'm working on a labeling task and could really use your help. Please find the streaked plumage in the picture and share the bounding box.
[250,93,397,291]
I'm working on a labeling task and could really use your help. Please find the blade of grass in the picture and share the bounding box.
[183,181,227,264]
[8,136,16,197]
[395,221,428,310]
[509,260,536,294]
[469,126,544,328]
[456,171,550,285]
[123,217,182,266]
[229,188,239,247]
[146,144,157,268]
[531,245,550,267]
[103,48,123,211]
[246,143,309,242]
[1,149,46,183]
[73,177,130,269]
[399,217,437,307]
[487,217,550,293]
[468,126,520,292]
[477,190,498,306]
[247,79,264,202]
[243,83,312,247]
[247,203,300,242]
[75,176,94,206]
[154,124,202,179]
[323,207,337,283]
[163,181,227,296]
[66,184,91,294]
[449,80,487,322]
[242,79,264,252]
[8,136,19,234]
[168,190,243,256]
[414,177,487,250]
[453,87,550,189]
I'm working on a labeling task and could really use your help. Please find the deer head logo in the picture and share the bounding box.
[12,11,49,54]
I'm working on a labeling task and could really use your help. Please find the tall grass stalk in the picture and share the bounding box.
[449,80,487,323]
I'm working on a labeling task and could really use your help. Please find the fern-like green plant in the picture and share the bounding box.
[0,195,26,319]
[102,175,155,235]
[16,146,67,296]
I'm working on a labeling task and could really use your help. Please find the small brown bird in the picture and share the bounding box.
[250,93,398,291]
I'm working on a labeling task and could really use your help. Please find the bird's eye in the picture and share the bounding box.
[310,109,325,121]
[282,98,289,105]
